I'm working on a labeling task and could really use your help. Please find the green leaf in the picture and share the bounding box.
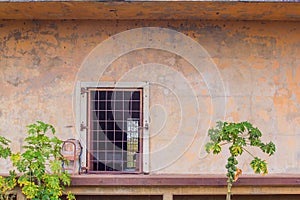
[249,127,262,139]
[236,137,246,146]
[50,160,62,174]
[60,172,71,186]
[50,126,56,135]
[250,139,262,146]
[205,142,214,153]
[229,144,243,156]
[0,136,11,145]
[216,121,224,129]
[208,128,221,143]
[250,157,268,175]
[0,136,11,159]
[21,183,39,199]
[212,143,222,154]
[67,192,76,200]
[261,141,276,156]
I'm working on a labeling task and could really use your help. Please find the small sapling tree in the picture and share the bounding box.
[205,121,276,200]
[10,121,75,200]
[0,136,17,200]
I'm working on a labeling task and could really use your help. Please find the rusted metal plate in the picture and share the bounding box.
[0,1,299,20]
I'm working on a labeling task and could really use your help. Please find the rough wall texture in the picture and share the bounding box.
[0,19,299,174]
[1,2,300,21]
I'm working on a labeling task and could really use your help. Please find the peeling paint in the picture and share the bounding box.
[0,19,299,175]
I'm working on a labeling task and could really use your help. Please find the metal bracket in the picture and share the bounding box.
[80,123,88,131]
[139,123,149,130]
[81,87,88,94]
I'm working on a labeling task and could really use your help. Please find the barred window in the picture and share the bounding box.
[77,82,149,174]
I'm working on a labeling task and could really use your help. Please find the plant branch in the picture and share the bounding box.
[220,142,230,146]
[242,147,256,158]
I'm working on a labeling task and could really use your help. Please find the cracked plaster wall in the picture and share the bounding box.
[0,19,299,174]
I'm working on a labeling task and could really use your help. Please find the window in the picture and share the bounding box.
[76,82,149,174]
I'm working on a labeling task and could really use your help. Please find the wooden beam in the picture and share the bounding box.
[0,1,299,21]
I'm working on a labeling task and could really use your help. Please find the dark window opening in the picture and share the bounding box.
[88,89,142,173]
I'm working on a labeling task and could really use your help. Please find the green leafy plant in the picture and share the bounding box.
[0,136,17,200]
[10,121,75,200]
[205,121,276,200]
[0,136,12,159]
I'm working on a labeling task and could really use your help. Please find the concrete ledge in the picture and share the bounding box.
[70,174,300,186]
[65,185,300,196]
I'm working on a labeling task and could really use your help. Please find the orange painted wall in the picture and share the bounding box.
[0,19,299,174]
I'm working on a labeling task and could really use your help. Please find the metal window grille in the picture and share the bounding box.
[87,88,143,173]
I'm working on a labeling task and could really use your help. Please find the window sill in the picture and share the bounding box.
[70,174,300,186]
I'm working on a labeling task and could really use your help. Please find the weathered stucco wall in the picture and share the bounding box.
[0,19,299,174]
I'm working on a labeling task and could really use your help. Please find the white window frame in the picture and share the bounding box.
[75,81,150,173]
